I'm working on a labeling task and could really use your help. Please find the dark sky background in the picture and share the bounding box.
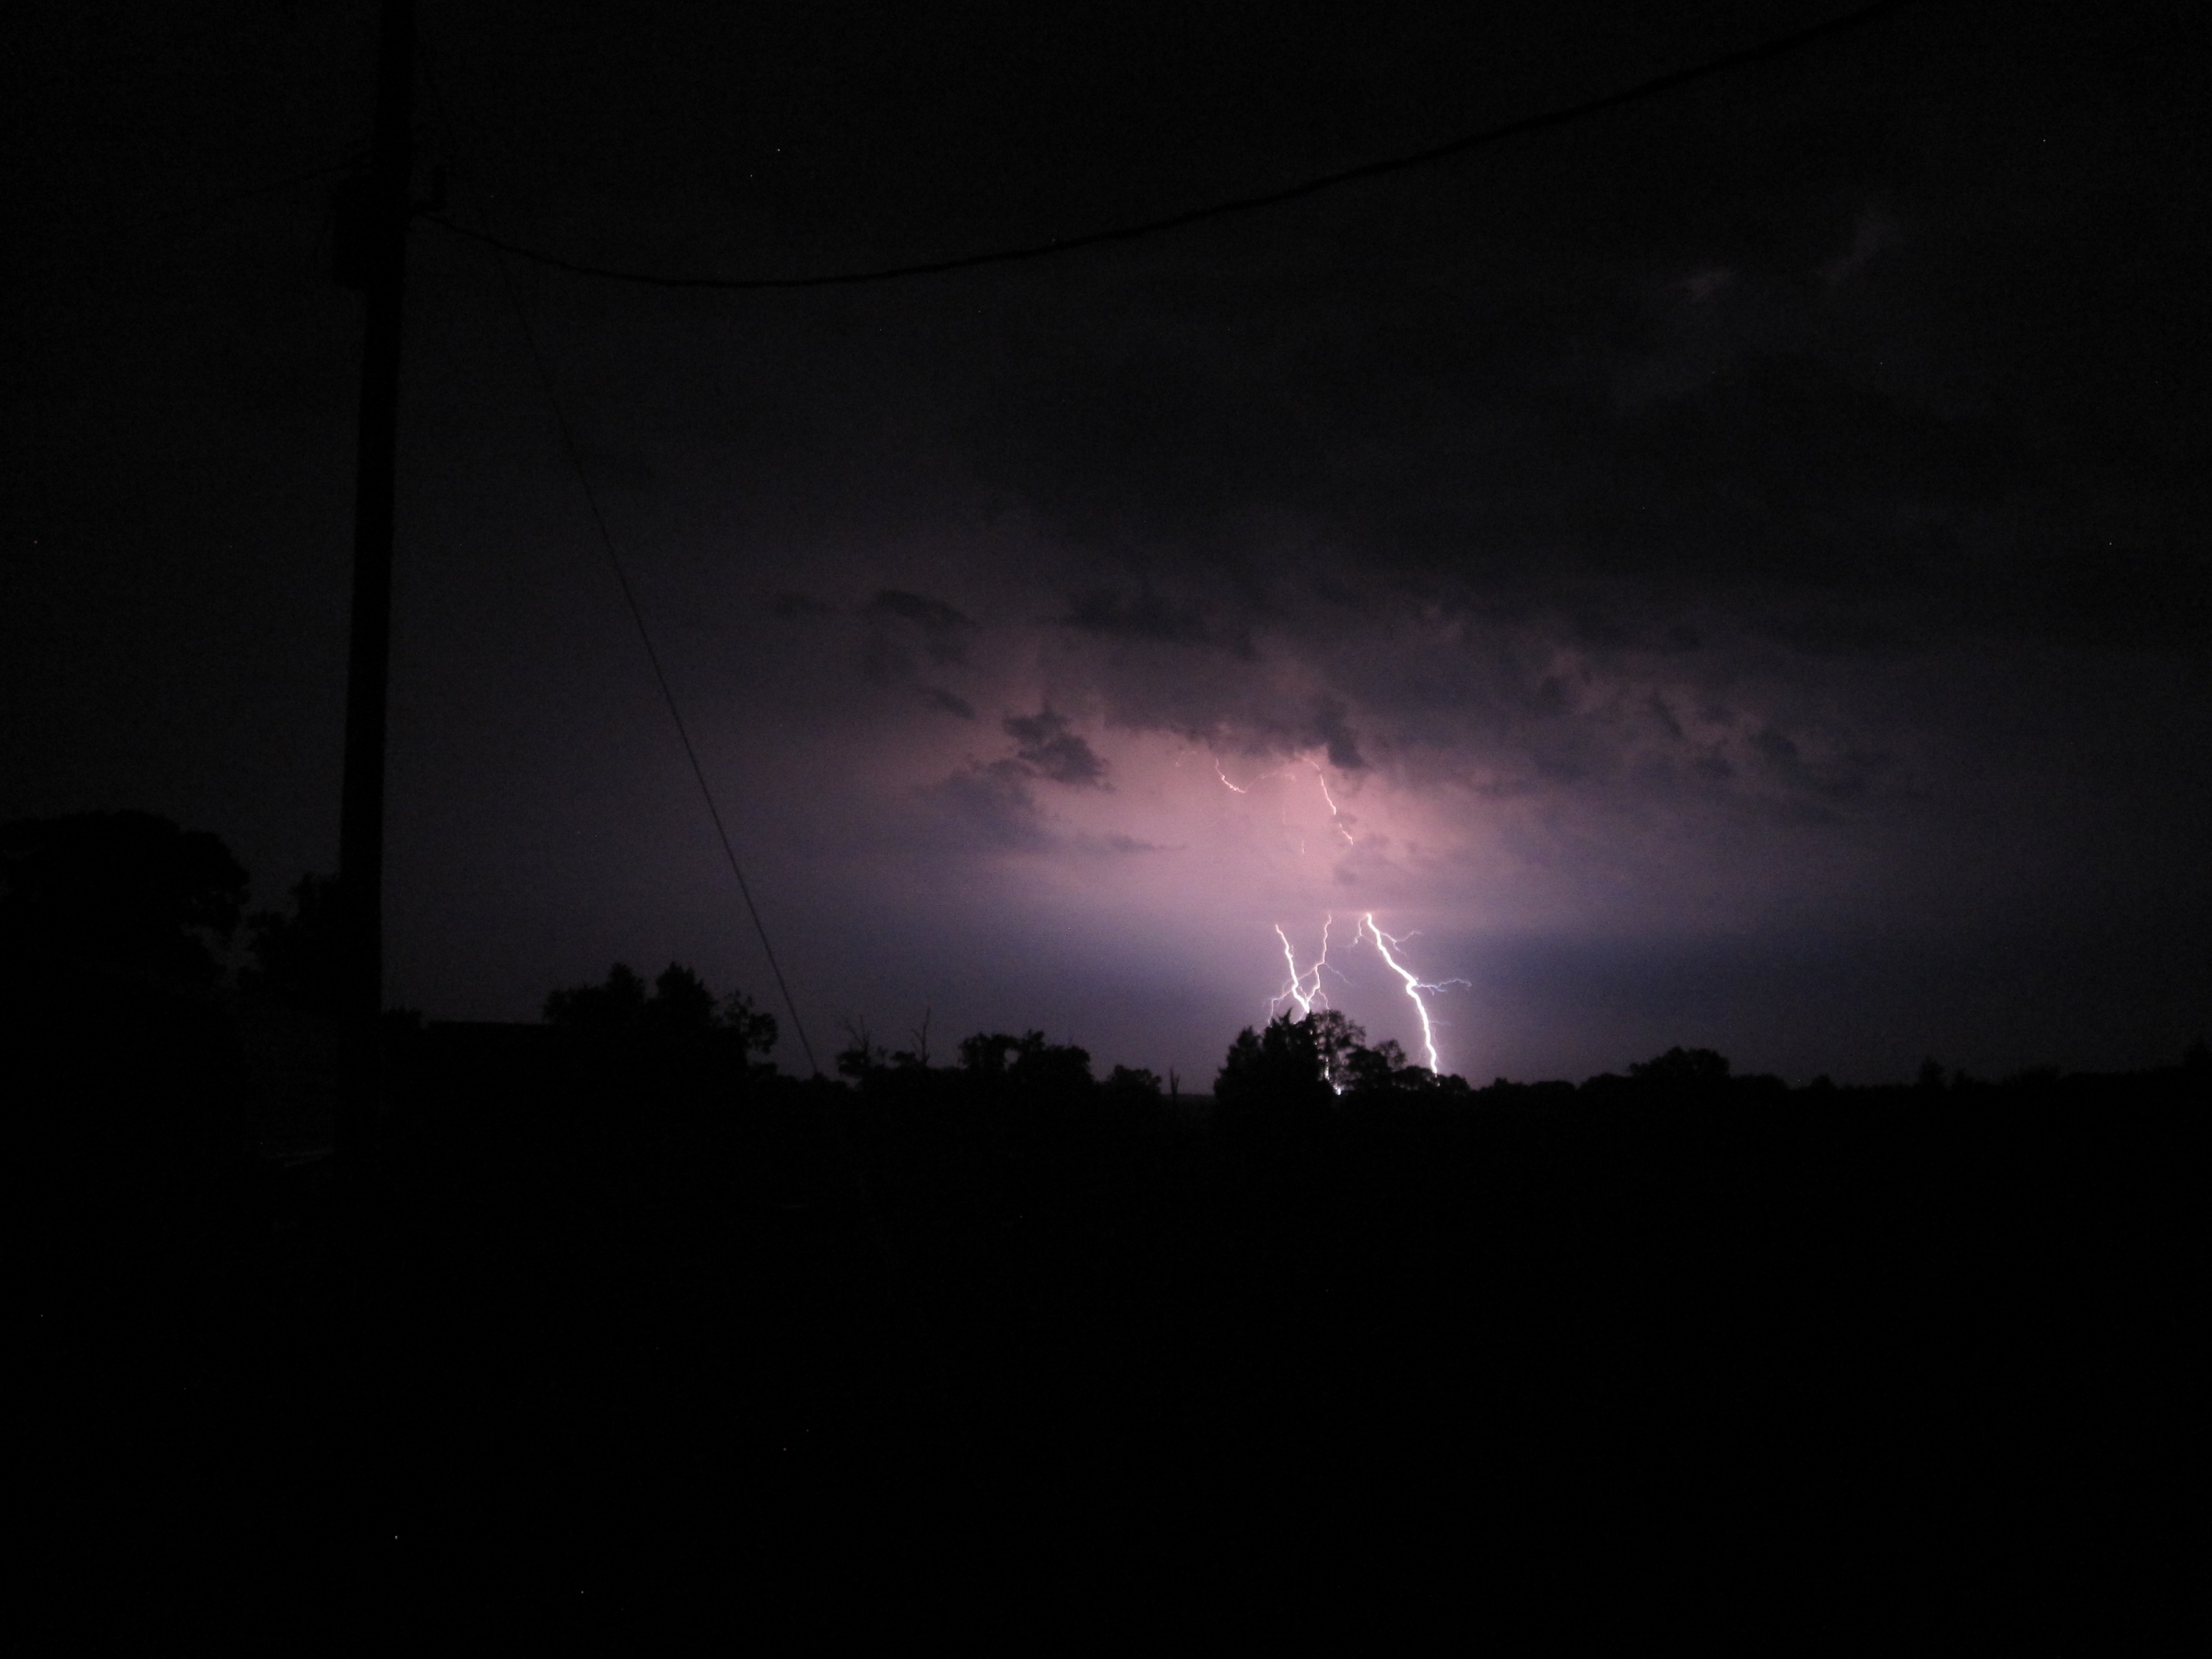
[6,0,2207,1086]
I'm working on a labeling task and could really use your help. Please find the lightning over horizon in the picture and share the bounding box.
[1209,741,1466,1075]
[1359,913,1469,1075]
[1262,911,1468,1077]
[1271,914,1337,1018]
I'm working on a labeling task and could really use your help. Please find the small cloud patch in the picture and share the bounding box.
[1004,708,1110,788]
[864,590,976,665]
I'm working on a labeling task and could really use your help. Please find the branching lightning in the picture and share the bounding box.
[1271,913,1337,1018]
[1357,913,1469,1075]
[1214,750,1355,846]
[1263,911,1468,1077]
[1216,743,1465,1076]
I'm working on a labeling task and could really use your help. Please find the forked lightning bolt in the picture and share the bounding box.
[1357,913,1468,1075]
[1217,745,1465,1074]
[1271,914,1336,1018]
[1264,912,1468,1077]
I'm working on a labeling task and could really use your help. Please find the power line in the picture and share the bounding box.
[418,52,823,1077]
[418,0,1929,292]
[53,158,364,240]
[152,156,368,224]
[421,41,979,1478]
[12,156,367,281]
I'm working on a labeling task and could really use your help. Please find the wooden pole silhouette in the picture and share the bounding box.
[335,0,415,1220]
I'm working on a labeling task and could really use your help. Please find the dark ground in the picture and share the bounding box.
[20,984,2205,1641]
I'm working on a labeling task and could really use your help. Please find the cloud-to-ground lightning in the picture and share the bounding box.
[1270,914,1336,1018]
[1357,913,1469,1075]
[1218,745,1465,1075]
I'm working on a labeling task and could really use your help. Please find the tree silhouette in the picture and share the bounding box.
[1628,1046,1734,1089]
[239,872,345,1015]
[1215,1011,1366,1117]
[544,960,653,1033]
[959,1030,1096,1100]
[1343,1037,1445,1101]
[544,961,778,1063]
[1104,1065,1165,1103]
[0,810,247,984]
[643,962,716,1036]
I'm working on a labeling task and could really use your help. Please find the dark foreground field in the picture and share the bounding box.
[22,988,2205,1641]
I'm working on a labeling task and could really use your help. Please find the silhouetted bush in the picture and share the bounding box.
[1213,1011,1352,1124]
[5,813,258,1327]
[959,1030,1095,1101]
[539,961,780,1113]
[239,871,344,1015]
[1103,1064,1165,1105]
[1628,1045,1733,1088]
[544,960,776,1053]
[0,810,246,983]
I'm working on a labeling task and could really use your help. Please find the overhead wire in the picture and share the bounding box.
[420,54,972,1468]
[10,156,370,288]
[147,156,369,225]
[415,44,821,1077]
[417,0,1930,292]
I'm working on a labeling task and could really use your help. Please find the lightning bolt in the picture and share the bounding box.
[1213,748,1354,848]
[1216,748,1465,1076]
[1310,761,1355,845]
[1356,912,1469,1076]
[1269,914,1336,1018]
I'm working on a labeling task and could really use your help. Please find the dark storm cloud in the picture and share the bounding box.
[913,11,2208,890]
[1308,698,1365,773]
[921,687,976,720]
[926,753,1165,860]
[917,708,1117,858]
[856,587,981,689]
[1003,709,1109,788]
[864,589,973,633]
[933,759,1052,852]
[862,589,976,665]
[1059,590,1251,655]
[1026,570,1934,860]
[935,5,2211,664]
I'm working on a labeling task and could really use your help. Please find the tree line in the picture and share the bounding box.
[6,809,2206,1111]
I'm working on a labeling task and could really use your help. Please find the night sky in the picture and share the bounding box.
[6,0,2206,1087]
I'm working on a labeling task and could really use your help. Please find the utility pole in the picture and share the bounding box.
[334,0,416,1230]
